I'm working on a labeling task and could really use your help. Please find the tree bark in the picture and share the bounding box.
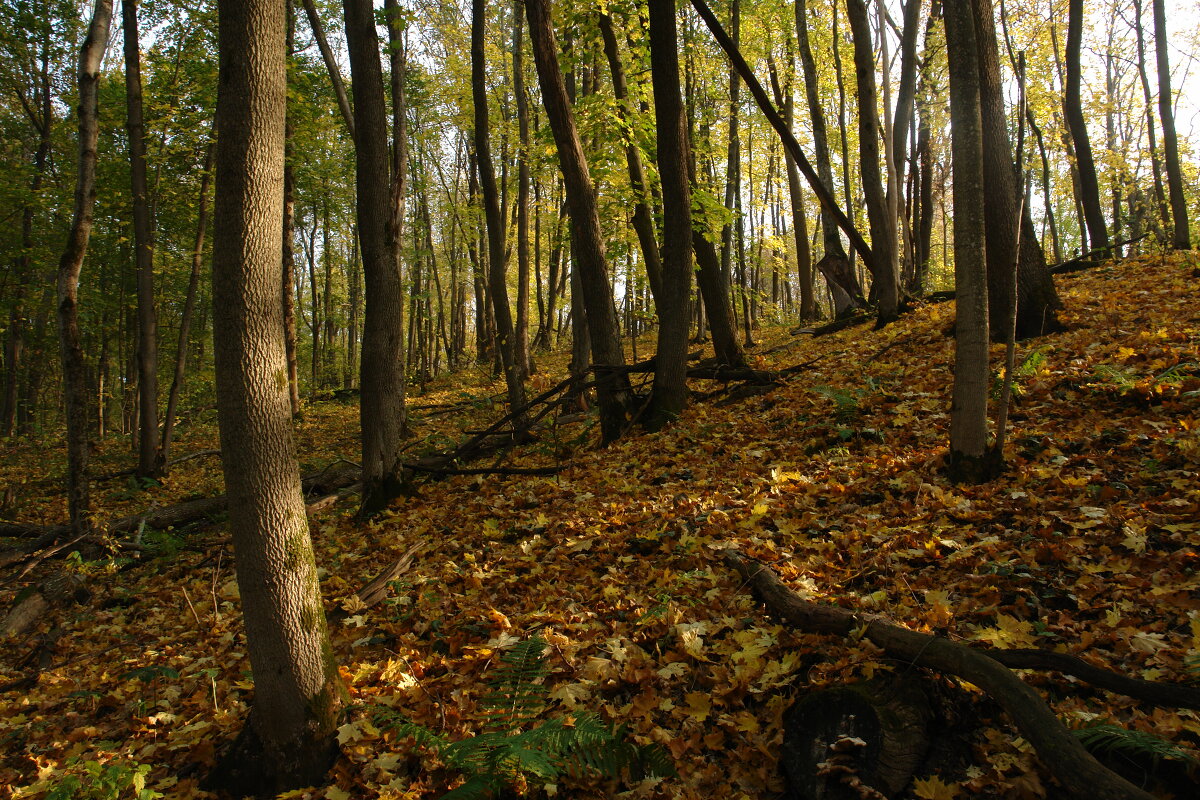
[345,0,409,513]
[1065,0,1110,251]
[1153,0,1191,249]
[524,0,633,443]
[124,0,161,480]
[645,0,693,429]
[945,0,992,479]
[205,0,342,793]
[56,0,112,535]
[1131,0,1170,238]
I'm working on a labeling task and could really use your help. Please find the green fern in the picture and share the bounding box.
[374,635,674,798]
[1074,722,1197,767]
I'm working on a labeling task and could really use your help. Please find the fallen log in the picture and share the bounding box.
[0,464,361,568]
[722,549,1155,800]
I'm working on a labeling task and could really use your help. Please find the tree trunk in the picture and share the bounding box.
[345,0,409,513]
[945,0,992,480]
[768,52,816,321]
[598,12,664,305]
[124,0,161,480]
[1065,0,1109,252]
[57,0,112,533]
[512,0,534,378]
[972,0,1062,339]
[645,0,693,429]
[206,1,341,791]
[794,0,865,309]
[282,17,302,416]
[846,0,899,325]
[160,143,213,470]
[299,0,355,140]
[473,0,528,424]
[524,0,633,443]
[1153,0,1191,250]
[1131,0,1170,238]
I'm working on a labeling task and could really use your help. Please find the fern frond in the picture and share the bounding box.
[371,706,450,752]
[440,775,500,800]
[1074,722,1197,766]
[480,635,551,732]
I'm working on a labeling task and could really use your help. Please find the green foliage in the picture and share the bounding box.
[811,385,862,422]
[1073,722,1198,767]
[373,636,673,799]
[43,758,161,800]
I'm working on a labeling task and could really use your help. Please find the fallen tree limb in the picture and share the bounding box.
[722,549,1154,800]
[986,647,1200,711]
[1050,233,1149,274]
[0,464,361,569]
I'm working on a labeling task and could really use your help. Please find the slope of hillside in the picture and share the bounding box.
[2,252,1198,799]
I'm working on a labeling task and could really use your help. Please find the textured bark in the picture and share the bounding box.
[56,0,112,535]
[124,0,161,479]
[524,0,632,442]
[846,0,899,324]
[345,0,409,513]
[1153,0,1191,250]
[945,0,991,477]
[972,0,1061,339]
[207,0,341,793]
[473,0,528,423]
[645,0,692,429]
[1065,0,1109,251]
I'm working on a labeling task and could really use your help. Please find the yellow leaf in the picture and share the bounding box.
[684,692,711,722]
[912,774,960,800]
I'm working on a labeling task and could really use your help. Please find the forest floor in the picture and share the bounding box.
[1,251,1199,800]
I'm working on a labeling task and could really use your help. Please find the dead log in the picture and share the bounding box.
[722,549,1155,800]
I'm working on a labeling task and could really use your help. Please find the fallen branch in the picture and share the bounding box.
[404,464,565,477]
[1050,233,1149,275]
[722,549,1154,800]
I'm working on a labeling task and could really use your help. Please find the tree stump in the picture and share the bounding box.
[782,676,930,800]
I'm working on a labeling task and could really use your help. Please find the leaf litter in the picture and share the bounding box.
[1,252,1199,798]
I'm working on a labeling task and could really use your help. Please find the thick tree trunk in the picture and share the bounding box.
[345,0,409,513]
[1065,0,1110,251]
[206,2,342,791]
[124,0,161,480]
[524,0,633,443]
[1153,0,1191,250]
[645,0,693,429]
[945,0,992,479]
[56,0,112,535]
